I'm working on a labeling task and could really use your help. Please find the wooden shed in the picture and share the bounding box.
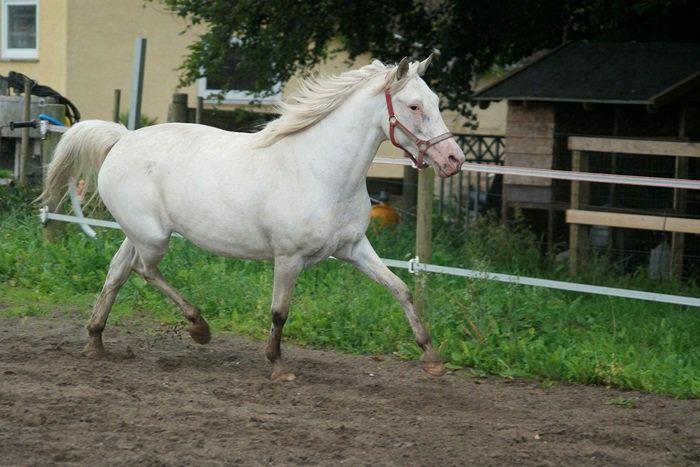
[472,42,700,277]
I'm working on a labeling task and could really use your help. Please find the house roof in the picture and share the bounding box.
[472,42,700,107]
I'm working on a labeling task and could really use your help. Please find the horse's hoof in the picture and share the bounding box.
[188,317,211,345]
[82,340,106,359]
[271,365,296,382]
[421,360,446,377]
[272,371,297,382]
[421,349,446,377]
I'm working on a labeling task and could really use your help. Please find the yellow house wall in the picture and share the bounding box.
[65,0,199,123]
[0,0,68,93]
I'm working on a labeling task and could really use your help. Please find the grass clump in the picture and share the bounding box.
[1,187,699,398]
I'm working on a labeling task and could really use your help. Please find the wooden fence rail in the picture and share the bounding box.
[567,136,700,277]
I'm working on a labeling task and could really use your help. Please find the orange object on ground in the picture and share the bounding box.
[370,203,399,227]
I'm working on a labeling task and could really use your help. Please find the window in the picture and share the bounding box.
[197,46,280,104]
[2,0,38,60]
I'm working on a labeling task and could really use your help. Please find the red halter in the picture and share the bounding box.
[384,89,455,169]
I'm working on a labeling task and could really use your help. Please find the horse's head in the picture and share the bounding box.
[382,55,465,178]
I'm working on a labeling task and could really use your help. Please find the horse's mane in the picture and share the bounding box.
[252,59,418,147]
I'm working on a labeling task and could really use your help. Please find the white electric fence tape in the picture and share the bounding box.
[372,157,700,191]
[38,212,700,308]
[37,148,699,308]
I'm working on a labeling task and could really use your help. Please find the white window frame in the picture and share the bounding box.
[1,0,39,60]
[196,36,281,104]
[197,75,281,105]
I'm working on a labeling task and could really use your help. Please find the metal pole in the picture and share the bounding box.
[19,77,32,186]
[127,37,147,131]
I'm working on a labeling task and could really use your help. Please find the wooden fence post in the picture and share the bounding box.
[195,96,204,124]
[18,77,32,186]
[671,104,688,279]
[415,167,435,316]
[112,89,121,123]
[569,149,589,275]
[671,157,689,278]
[403,166,418,211]
[42,130,64,241]
[168,93,188,123]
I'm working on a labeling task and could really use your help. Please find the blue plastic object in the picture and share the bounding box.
[38,113,65,126]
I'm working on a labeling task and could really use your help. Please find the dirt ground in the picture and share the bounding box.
[0,313,698,466]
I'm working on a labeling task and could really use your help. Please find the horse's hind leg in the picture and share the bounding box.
[131,242,211,345]
[84,238,136,357]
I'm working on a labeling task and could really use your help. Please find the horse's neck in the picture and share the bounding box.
[289,89,385,193]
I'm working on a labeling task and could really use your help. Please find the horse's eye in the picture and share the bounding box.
[409,105,420,112]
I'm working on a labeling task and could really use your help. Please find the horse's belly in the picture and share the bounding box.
[101,134,369,261]
[163,196,319,260]
[173,220,274,260]
[170,202,365,262]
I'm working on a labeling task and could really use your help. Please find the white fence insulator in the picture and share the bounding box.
[39,120,68,138]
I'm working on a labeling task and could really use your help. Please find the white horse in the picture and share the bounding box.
[41,56,466,381]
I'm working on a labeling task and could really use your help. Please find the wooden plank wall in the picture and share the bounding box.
[504,102,556,187]
[567,135,700,277]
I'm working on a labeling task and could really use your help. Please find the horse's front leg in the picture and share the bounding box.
[266,256,304,382]
[335,236,445,376]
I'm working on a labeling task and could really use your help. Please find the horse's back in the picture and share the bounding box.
[97,123,290,257]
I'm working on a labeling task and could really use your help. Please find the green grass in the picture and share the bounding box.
[2,188,700,398]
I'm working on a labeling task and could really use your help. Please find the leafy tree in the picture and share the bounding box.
[156,0,700,127]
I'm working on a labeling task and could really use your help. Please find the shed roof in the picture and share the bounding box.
[472,42,700,106]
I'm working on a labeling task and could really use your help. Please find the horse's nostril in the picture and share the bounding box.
[448,155,459,165]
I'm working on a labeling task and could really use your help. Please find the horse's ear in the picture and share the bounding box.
[417,53,433,76]
[396,57,409,81]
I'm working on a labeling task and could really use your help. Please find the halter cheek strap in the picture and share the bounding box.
[384,89,455,169]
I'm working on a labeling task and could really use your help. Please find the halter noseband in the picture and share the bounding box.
[384,89,454,169]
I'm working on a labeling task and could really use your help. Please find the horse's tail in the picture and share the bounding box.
[39,120,128,207]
